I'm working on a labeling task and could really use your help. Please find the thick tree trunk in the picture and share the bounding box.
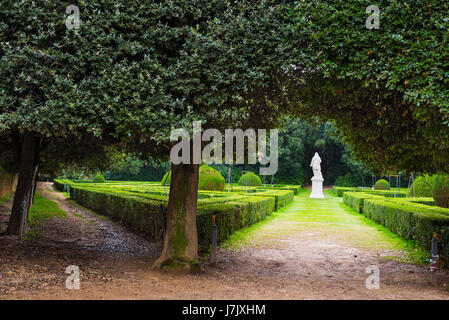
[7,133,40,237]
[153,163,200,272]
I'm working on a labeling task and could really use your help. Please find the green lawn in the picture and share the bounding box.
[29,191,66,223]
[223,189,428,264]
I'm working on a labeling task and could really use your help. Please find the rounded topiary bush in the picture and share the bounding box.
[93,174,106,183]
[161,165,225,191]
[198,165,225,191]
[238,171,262,186]
[407,175,435,197]
[374,179,390,190]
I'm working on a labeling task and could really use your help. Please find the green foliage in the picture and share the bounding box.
[238,172,262,186]
[56,179,296,248]
[334,172,366,187]
[198,165,225,192]
[374,179,390,190]
[276,119,371,186]
[408,175,449,204]
[333,186,406,198]
[105,156,169,181]
[29,191,66,223]
[343,190,449,265]
[92,174,106,183]
[161,171,171,186]
[409,175,436,197]
[343,192,384,214]
[1,0,448,180]
[363,199,449,265]
[0,0,298,183]
[433,176,449,208]
[161,165,225,191]
[289,0,449,173]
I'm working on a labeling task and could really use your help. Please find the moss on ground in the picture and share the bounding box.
[29,191,67,224]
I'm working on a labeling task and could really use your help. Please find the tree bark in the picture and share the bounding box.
[153,162,200,272]
[7,133,40,237]
[26,162,39,222]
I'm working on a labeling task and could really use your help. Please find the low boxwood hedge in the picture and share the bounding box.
[343,192,384,213]
[61,180,295,251]
[343,190,449,264]
[69,186,166,238]
[363,199,449,258]
[333,186,406,198]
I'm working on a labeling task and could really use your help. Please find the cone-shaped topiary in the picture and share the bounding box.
[374,179,390,190]
[161,165,225,191]
[238,171,262,186]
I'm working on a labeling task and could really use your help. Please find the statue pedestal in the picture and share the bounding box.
[309,176,325,198]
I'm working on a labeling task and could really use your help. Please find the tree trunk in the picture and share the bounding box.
[26,163,39,222]
[153,163,200,272]
[7,133,40,237]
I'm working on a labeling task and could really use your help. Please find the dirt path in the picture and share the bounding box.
[1,185,449,299]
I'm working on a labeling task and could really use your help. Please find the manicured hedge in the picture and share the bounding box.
[408,175,435,197]
[257,185,302,195]
[198,165,226,191]
[93,174,106,183]
[374,179,390,190]
[60,180,295,250]
[363,199,449,259]
[197,196,276,248]
[238,172,262,186]
[342,190,449,264]
[252,190,294,211]
[69,186,166,238]
[53,179,74,192]
[342,192,435,214]
[333,186,406,198]
[343,192,384,213]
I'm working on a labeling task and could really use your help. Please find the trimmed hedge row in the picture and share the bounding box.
[197,196,276,248]
[333,186,406,198]
[343,192,436,214]
[363,199,449,260]
[343,191,449,264]
[69,186,166,238]
[59,180,295,250]
[231,185,301,195]
[251,190,294,211]
[343,192,384,213]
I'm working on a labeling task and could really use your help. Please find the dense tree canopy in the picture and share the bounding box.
[286,0,449,173]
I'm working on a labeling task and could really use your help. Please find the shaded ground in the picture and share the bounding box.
[1,184,448,299]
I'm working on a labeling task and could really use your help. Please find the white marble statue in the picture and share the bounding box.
[310,152,323,179]
[309,152,325,198]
